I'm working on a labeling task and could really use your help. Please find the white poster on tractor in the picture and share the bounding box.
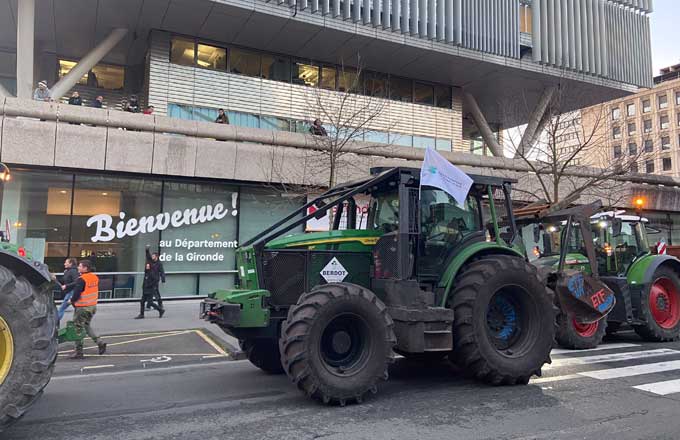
[305,195,370,232]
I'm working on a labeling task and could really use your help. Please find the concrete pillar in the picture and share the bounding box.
[463,92,504,157]
[50,28,128,101]
[0,83,12,97]
[515,85,558,158]
[16,0,35,99]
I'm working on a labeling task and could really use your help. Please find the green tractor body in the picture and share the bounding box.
[203,167,561,404]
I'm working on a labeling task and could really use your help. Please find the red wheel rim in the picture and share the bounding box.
[649,277,680,329]
[572,318,599,338]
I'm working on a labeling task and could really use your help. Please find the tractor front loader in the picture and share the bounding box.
[202,167,574,405]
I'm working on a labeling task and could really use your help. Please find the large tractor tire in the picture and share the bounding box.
[633,266,680,342]
[450,256,555,385]
[0,266,57,431]
[241,339,284,374]
[556,313,607,349]
[279,283,395,405]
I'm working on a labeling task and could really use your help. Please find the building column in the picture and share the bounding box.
[0,83,12,97]
[463,92,504,157]
[49,28,128,101]
[16,0,35,99]
[514,85,558,158]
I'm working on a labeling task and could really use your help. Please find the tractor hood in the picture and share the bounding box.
[266,230,381,251]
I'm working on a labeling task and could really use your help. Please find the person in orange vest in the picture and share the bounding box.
[61,259,107,359]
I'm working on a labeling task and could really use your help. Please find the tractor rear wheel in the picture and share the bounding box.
[450,256,555,385]
[241,339,284,374]
[279,283,395,405]
[556,313,607,349]
[0,267,57,431]
[633,266,680,342]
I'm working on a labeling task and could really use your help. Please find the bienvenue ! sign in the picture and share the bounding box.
[86,199,238,243]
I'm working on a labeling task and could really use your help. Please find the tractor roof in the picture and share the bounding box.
[367,167,516,186]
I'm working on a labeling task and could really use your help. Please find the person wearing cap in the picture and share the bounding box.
[33,81,51,102]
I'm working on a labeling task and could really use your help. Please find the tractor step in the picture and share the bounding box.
[388,306,454,354]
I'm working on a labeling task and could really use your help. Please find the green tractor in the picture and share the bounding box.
[203,167,570,404]
[0,242,57,431]
[519,202,680,349]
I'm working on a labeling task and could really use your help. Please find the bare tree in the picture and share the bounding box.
[504,83,645,208]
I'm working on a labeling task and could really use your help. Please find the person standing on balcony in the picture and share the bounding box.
[68,91,82,106]
[33,81,51,102]
[215,108,229,124]
[92,95,104,108]
[125,95,140,113]
[143,106,155,115]
[310,119,327,136]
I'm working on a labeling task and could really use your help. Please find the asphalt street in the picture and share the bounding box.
[6,330,680,440]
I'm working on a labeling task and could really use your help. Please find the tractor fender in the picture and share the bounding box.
[0,249,52,287]
[439,243,524,307]
[628,254,680,287]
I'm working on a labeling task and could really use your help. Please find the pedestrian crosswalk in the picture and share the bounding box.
[532,342,680,397]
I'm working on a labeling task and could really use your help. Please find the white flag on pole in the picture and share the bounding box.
[420,148,473,206]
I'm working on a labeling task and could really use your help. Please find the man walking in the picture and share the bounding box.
[136,246,165,319]
[57,258,78,324]
[62,260,106,359]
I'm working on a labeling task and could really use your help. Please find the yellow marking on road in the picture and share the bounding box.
[57,330,191,354]
[76,331,188,339]
[195,329,229,357]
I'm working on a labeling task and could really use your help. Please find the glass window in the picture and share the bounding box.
[261,55,291,82]
[435,138,452,151]
[434,85,452,109]
[320,66,337,90]
[627,122,636,136]
[519,4,532,33]
[58,60,125,90]
[196,44,226,70]
[661,115,670,130]
[659,94,668,109]
[414,82,434,106]
[630,162,638,173]
[337,68,360,93]
[228,111,260,128]
[168,103,194,120]
[192,106,219,123]
[611,107,620,120]
[628,142,637,155]
[230,49,261,76]
[390,132,413,147]
[170,37,196,66]
[646,160,655,173]
[413,135,436,149]
[612,126,621,139]
[390,77,413,102]
[364,72,388,98]
[643,119,652,133]
[627,103,636,117]
[292,62,319,87]
[363,131,390,144]
[369,191,400,232]
[613,145,622,158]
[642,99,651,113]
[596,221,641,276]
[662,136,671,150]
[676,91,680,106]
[663,157,673,171]
[644,139,653,152]
[260,116,290,131]
[239,187,304,244]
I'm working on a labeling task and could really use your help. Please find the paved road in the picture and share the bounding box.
[7,332,680,440]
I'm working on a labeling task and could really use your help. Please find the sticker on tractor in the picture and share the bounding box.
[321,257,348,283]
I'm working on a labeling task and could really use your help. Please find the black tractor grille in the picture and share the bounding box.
[261,251,306,305]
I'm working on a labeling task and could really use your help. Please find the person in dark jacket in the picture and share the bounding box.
[135,246,165,319]
[92,95,104,108]
[68,91,82,106]
[215,108,229,124]
[125,95,140,113]
[57,258,79,323]
[309,119,327,136]
[144,247,166,311]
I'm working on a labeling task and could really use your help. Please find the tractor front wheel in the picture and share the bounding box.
[279,283,395,405]
[241,339,284,374]
[450,256,555,385]
[0,267,57,431]
[633,266,680,342]
[556,313,607,349]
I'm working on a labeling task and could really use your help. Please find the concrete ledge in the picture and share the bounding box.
[4,97,58,121]
[108,110,156,131]
[233,143,274,182]
[58,104,109,126]
[2,118,56,166]
[55,124,107,169]
[155,115,197,137]
[105,129,154,173]
[194,139,238,180]
[153,134,198,176]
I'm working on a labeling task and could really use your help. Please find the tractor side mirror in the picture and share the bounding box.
[612,218,622,237]
[532,224,541,243]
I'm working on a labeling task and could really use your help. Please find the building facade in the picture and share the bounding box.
[0,0,657,298]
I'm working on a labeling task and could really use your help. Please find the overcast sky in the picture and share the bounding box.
[651,1,680,74]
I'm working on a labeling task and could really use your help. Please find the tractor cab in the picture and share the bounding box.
[591,211,650,278]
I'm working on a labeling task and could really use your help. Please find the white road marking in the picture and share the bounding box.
[551,349,679,366]
[80,364,115,372]
[633,378,680,395]
[58,330,190,354]
[579,359,680,380]
[530,374,582,384]
[551,343,640,356]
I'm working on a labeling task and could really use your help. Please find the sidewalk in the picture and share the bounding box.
[59,299,240,353]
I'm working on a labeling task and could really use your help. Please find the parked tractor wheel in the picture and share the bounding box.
[241,339,284,374]
[0,267,57,431]
[556,313,607,349]
[279,283,395,405]
[450,256,555,385]
[634,266,680,342]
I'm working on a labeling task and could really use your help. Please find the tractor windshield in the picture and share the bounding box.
[531,223,587,260]
[368,191,400,233]
[592,219,644,276]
